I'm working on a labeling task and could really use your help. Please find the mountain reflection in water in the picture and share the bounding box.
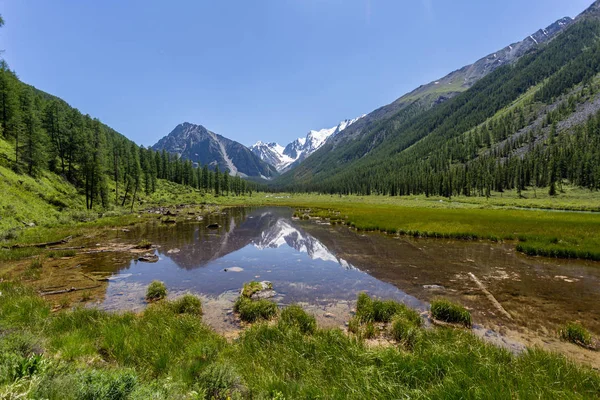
[99,207,422,310]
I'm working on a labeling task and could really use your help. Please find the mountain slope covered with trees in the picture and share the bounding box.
[278,2,600,197]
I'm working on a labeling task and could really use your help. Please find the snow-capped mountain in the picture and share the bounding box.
[253,216,355,268]
[250,116,365,172]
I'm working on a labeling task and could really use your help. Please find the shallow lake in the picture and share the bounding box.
[83,206,600,359]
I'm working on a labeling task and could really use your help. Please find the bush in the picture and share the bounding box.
[390,315,420,348]
[145,281,167,302]
[170,294,202,316]
[430,299,472,327]
[560,322,592,347]
[278,304,316,334]
[234,297,277,323]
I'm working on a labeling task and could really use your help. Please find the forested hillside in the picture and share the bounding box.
[280,4,600,197]
[0,16,256,234]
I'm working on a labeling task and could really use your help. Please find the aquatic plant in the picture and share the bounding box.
[430,299,472,327]
[145,280,167,302]
[560,322,592,347]
[278,304,316,334]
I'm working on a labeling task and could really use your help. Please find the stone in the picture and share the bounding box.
[138,254,159,263]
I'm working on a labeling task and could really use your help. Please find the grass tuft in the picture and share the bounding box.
[169,294,203,316]
[560,322,593,347]
[278,304,316,334]
[430,299,472,327]
[234,297,277,323]
[145,280,167,302]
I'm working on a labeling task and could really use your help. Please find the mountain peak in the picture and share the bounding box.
[151,122,278,179]
[251,116,364,172]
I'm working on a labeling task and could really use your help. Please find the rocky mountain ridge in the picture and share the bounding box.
[151,122,278,179]
[250,116,364,172]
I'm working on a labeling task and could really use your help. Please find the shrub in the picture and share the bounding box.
[278,304,316,334]
[430,299,472,327]
[560,322,592,347]
[145,281,167,302]
[234,297,277,323]
[170,294,202,316]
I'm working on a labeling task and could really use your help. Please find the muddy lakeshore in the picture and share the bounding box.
[3,206,599,368]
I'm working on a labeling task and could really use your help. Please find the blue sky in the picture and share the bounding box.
[0,0,592,147]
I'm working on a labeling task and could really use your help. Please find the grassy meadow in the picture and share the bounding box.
[1,282,599,399]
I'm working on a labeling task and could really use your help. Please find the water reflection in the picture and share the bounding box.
[98,207,423,311]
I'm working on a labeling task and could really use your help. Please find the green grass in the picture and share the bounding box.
[390,314,421,348]
[233,296,278,323]
[278,304,316,334]
[430,299,473,327]
[0,282,599,398]
[244,192,600,261]
[356,292,423,324]
[561,322,593,348]
[169,293,203,316]
[145,280,167,302]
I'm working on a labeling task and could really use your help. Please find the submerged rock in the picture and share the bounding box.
[138,254,159,263]
[423,284,445,290]
[224,267,244,272]
[245,281,276,299]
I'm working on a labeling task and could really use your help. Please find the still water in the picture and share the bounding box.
[84,206,600,357]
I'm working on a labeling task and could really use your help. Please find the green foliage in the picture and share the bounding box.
[233,297,277,323]
[145,280,167,302]
[278,304,316,334]
[277,19,600,204]
[169,294,203,316]
[560,322,593,347]
[430,299,472,327]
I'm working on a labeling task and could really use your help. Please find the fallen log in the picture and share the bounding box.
[5,236,73,249]
[468,272,513,320]
[39,284,101,296]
